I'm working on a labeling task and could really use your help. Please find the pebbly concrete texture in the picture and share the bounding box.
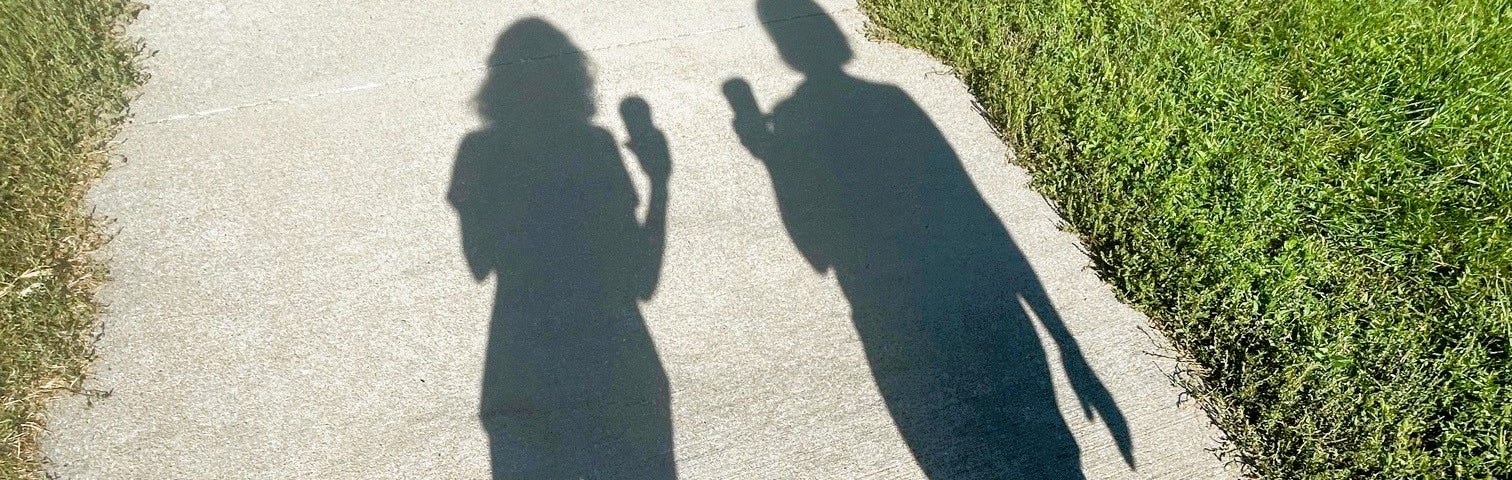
[42,0,1233,478]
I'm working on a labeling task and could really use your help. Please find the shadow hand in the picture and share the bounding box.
[1064,353,1135,467]
[620,96,670,182]
[722,78,770,155]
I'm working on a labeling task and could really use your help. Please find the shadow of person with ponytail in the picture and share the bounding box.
[723,2,1132,477]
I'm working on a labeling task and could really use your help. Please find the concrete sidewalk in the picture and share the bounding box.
[43,1,1231,478]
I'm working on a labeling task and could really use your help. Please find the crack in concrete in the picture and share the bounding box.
[139,8,850,126]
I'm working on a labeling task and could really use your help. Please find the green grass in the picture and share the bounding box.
[0,0,140,477]
[861,0,1511,477]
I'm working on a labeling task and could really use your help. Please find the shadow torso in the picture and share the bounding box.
[763,76,1084,478]
[452,123,672,477]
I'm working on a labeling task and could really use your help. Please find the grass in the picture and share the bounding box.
[861,0,1511,477]
[0,0,141,477]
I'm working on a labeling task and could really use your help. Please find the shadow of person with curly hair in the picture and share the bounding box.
[449,18,675,479]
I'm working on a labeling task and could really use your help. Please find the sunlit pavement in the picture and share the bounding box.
[43,1,1230,478]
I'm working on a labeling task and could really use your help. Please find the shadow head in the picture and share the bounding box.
[477,17,595,122]
[757,0,853,75]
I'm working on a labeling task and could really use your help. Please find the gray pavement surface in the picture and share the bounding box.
[43,0,1233,478]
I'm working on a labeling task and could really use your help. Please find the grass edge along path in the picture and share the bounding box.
[860,0,1511,478]
[0,0,142,478]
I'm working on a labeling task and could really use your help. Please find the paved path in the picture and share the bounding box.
[43,1,1230,478]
